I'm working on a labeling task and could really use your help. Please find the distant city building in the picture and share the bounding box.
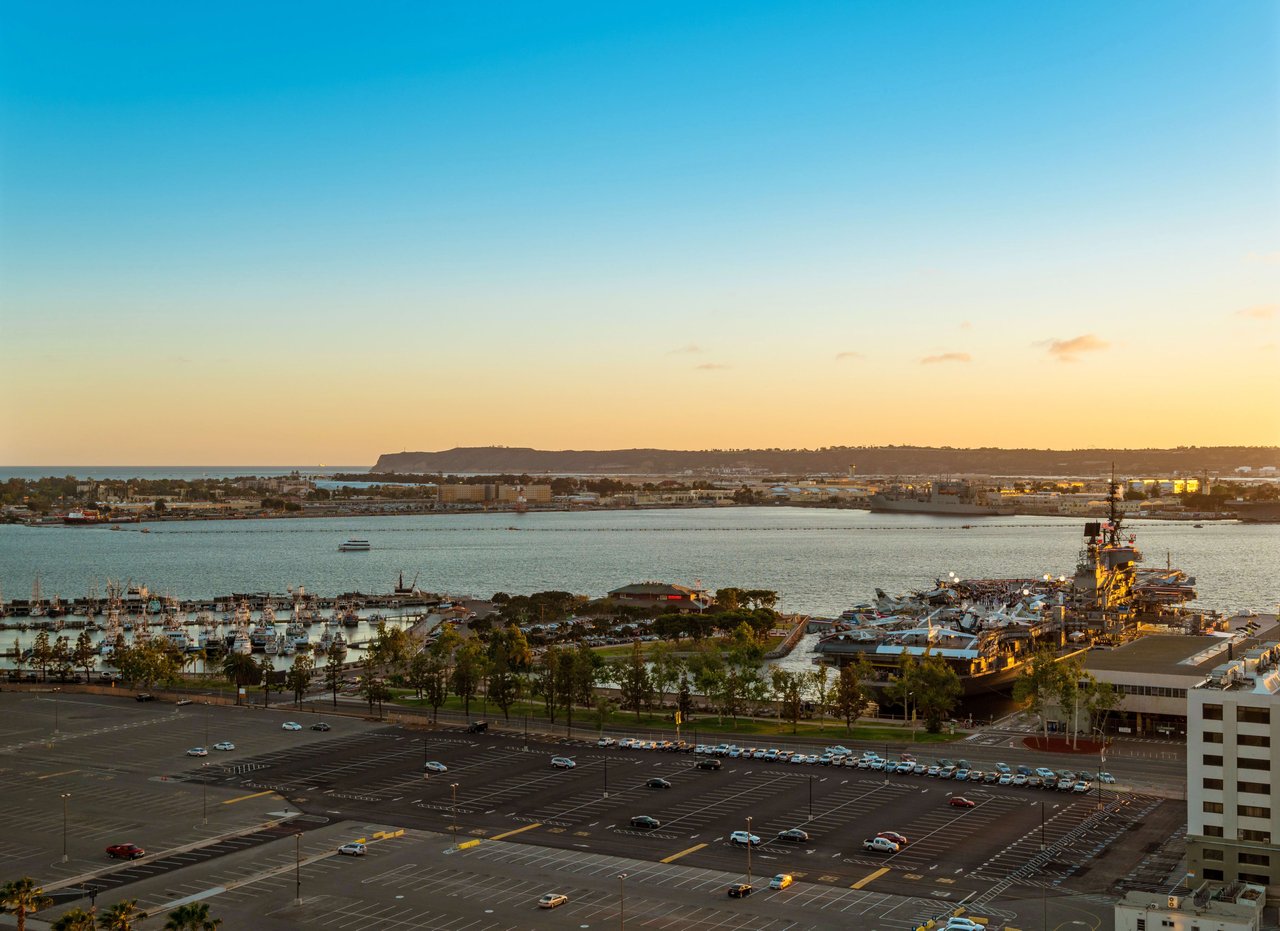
[438,484,551,505]
[1186,640,1280,898]
[1114,882,1264,931]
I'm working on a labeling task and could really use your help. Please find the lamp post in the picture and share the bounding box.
[61,792,71,863]
[907,690,915,742]
[808,774,813,821]
[294,832,302,906]
[745,816,753,887]
[451,783,459,849]
[202,762,209,825]
[53,688,61,736]
[617,873,626,930]
[603,759,608,798]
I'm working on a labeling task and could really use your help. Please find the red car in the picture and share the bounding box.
[949,796,976,809]
[106,844,145,860]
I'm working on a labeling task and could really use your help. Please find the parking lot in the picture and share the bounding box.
[2,692,1157,928]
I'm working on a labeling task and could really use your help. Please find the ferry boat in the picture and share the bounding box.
[339,539,371,552]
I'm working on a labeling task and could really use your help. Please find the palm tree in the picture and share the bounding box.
[162,902,221,931]
[97,899,143,931]
[0,877,54,931]
[221,652,258,705]
[51,907,97,931]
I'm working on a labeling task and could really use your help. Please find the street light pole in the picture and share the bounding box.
[746,816,753,887]
[618,873,626,931]
[54,689,60,736]
[451,783,459,849]
[61,792,71,863]
[202,762,209,825]
[603,759,608,798]
[808,775,813,821]
[294,833,302,906]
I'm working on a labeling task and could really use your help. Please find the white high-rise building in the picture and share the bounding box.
[1186,641,1280,895]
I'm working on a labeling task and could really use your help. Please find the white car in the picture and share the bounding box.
[337,843,367,856]
[1098,772,1116,784]
[281,722,303,731]
[551,757,576,769]
[863,836,899,853]
[597,737,615,748]
[538,893,569,909]
[186,747,208,757]
[943,919,985,931]
[213,741,236,751]
[424,761,448,773]
[729,831,762,847]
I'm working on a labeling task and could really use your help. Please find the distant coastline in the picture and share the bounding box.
[0,466,368,482]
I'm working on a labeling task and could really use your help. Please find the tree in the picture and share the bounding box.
[162,902,221,931]
[1013,649,1068,743]
[831,659,870,733]
[97,899,143,931]
[73,630,96,681]
[613,641,653,719]
[770,668,805,733]
[31,630,52,681]
[11,637,24,677]
[809,663,832,728]
[256,655,276,707]
[405,650,432,701]
[533,646,564,724]
[323,649,342,708]
[912,654,963,733]
[221,652,259,705]
[648,642,681,709]
[285,653,315,707]
[0,877,53,931]
[451,639,484,717]
[1084,677,1120,734]
[153,499,167,513]
[51,907,96,931]
[422,653,450,723]
[52,636,73,680]
[685,641,726,723]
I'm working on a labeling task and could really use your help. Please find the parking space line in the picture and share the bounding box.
[36,769,81,780]
[221,790,277,805]
[489,822,542,840]
[850,866,889,889]
[660,843,707,864]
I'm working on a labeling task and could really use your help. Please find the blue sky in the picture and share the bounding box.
[1,1,1277,463]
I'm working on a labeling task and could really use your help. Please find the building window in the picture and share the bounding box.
[1204,848,1224,860]
[1239,871,1270,884]
[1237,805,1271,819]
[1203,801,1224,814]
[1239,852,1270,866]
[1238,781,1270,795]
[1238,707,1270,725]
[1239,757,1269,770]
[1136,920,1145,931]
[1204,825,1224,837]
[1238,734,1271,747]
[1204,778,1224,790]
[1203,731,1224,744]
[1203,755,1223,767]
[1203,704,1223,720]
[1239,829,1271,843]
[1203,868,1224,880]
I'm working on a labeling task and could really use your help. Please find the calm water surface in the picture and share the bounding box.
[1,508,1274,616]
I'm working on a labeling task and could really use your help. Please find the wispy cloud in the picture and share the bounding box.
[695,362,729,371]
[835,351,864,361]
[920,352,971,365]
[959,321,972,330]
[1237,304,1278,320]
[668,343,704,355]
[1244,251,1280,266]
[1043,334,1109,362]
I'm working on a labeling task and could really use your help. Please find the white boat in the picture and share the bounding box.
[339,539,371,552]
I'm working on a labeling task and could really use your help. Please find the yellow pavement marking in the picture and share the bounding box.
[660,843,707,864]
[850,867,890,890]
[37,769,80,780]
[221,790,276,805]
[490,822,541,840]
[937,877,955,884]
[456,839,481,850]
[904,873,923,880]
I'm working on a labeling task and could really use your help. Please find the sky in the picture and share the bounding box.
[1,1,1277,465]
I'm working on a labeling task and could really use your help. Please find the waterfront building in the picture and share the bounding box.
[438,484,551,505]
[1186,641,1280,898]
[607,582,704,609]
[1114,882,1264,931]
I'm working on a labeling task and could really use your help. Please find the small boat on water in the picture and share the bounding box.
[339,539,371,552]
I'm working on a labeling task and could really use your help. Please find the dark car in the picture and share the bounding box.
[777,828,810,843]
[727,883,753,898]
[311,722,331,732]
[949,796,976,809]
[646,777,672,789]
[106,844,145,859]
[696,758,722,770]
[629,815,661,829]
[1016,764,1033,776]
[467,721,488,733]
[135,693,155,702]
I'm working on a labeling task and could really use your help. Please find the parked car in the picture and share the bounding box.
[1098,772,1116,784]
[538,893,569,909]
[995,762,1011,774]
[777,828,810,843]
[424,760,448,773]
[106,844,145,859]
[863,837,899,853]
[769,873,794,890]
[998,774,1013,785]
[135,693,154,702]
[281,721,303,731]
[727,883,753,898]
[942,919,986,931]
[551,757,576,769]
[1012,774,1028,787]
[1034,767,1056,779]
[1072,781,1092,793]
[877,831,908,847]
[311,722,331,731]
[213,741,235,751]
[597,737,616,747]
[1016,764,1033,776]
[337,843,367,856]
[186,747,208,757]
[630,815,661,829]
[949,796,976,808]
[729,831,762,846]
[697,758,722,770]
[1056,778,1076,791]
[646,777,671,789]
[466,721,488,733]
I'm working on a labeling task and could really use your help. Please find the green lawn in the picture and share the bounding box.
[590,634,785,659]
